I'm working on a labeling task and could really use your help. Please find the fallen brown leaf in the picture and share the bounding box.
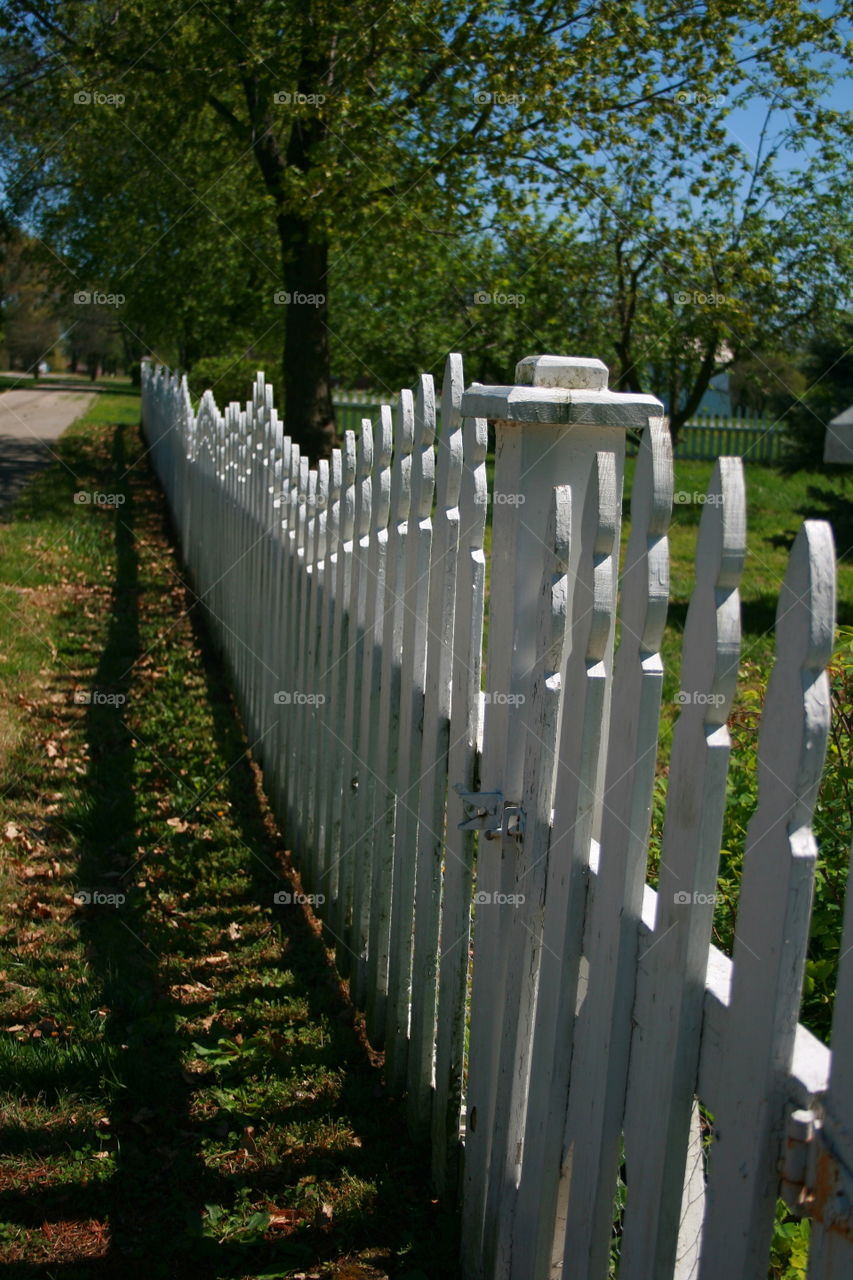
[266,1208,303,1230]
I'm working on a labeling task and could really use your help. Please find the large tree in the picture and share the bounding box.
[0,226,61,373]
[0,0,849,456]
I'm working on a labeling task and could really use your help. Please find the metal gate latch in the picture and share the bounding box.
[781,1107,853,1238]
[453,787,525,841]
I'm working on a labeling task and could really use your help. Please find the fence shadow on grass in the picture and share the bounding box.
[178,590,462,1278]
[1,420,458,1278]
[60,422,211,1277]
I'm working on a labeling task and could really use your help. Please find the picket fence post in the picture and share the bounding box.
[458,355,665,1278]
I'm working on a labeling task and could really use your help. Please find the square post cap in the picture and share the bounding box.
[461,354,663,430]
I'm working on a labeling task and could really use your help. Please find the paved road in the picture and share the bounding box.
[0,386,97,513]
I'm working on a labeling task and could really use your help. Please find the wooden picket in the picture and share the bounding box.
[142,352,852,1280]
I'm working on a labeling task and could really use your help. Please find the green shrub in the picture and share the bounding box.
[186,354,280,410]
[778,318,853,472]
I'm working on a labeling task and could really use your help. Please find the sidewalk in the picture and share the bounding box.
[0,387,97,512]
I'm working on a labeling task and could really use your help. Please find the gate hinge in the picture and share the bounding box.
[453,786,525,841]
[781,1107,853,1238]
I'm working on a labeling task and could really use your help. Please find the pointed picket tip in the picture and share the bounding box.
[437,355,465,510]
[632,414,674,541]
[339,431,358,540]
[584,451,619,664]
[376,404,394,468]
[315,457,330,506]
[441,354,464,434]
[415,374,437,447]
[695,456,746,592]
[328,446,342,498]
[390,390,415,524]
[355,422,374,538]
[396,388,416,456]
[542,485,572,675]
[620,414,673,657]
[342,430,357,485]
[412,376,437,519]
[593,450,619,559]
[776,521,836,676]
[200,388,218,416]
[750,519,836,827]
[372,405,394,534]
[358,419,375,476]
[676,457,746,729]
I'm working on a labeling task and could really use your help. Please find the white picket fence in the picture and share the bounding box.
[141,353,853,1280]
[333,393,785,464]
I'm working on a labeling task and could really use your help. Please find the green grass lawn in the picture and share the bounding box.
[0,398,457,1278]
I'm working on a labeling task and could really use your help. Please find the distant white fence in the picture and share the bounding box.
[142,354,852,1280]
[665,410,784,462]
[334,393,785,464]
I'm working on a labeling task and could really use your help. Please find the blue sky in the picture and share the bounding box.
[725,2,851,171]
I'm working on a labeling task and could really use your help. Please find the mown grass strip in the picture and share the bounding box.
[0,399,457,1280]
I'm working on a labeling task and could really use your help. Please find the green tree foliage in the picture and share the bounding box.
[0,0,850,454]
[777,315,853,468]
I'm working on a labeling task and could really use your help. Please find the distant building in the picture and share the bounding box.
[824,404,853,465]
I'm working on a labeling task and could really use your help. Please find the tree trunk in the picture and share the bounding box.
[669,341,721,442]
[276,213,336,462]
